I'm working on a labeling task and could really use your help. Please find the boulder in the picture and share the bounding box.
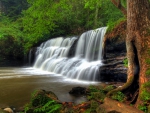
[69,87,87,96]
[31,89,60,107]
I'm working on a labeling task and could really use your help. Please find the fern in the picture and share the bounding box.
[33,100,62,113]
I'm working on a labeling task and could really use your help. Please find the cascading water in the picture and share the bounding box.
[33,27,107,81]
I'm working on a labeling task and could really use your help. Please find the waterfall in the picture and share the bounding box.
[33,27,107,81]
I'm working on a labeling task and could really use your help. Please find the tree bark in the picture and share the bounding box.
[127,0,150,106]
[108,0,150,109]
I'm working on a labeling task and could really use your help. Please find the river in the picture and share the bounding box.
[0,67,99,108]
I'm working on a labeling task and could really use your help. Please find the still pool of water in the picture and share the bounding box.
[0,67,99,108]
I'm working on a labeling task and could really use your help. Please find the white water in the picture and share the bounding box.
[33,27,107,81]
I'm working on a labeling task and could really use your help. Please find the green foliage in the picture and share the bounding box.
[111,91,125,102]
[0,15,24,58]
[89,85,102,92]
[140,90,150,101]
[123,58,128,67]
[148,49,150,55]
[1,0,28,18]
[146,59,150,64]
[143,82,150,88]
[21,0,124,52]
[84,100,105,113]
[103,85,115,92]
[87,85,105,101]
[0,0,126,57]
[90,100,99,112]
[24,90,62,113]
[138,104,148,113]
[138,82,150,112]
[120,0,127,8]
[87,85,115,102]
[146,69,150,76]
[85,85,115,113]
[33,100,62,113]
[140,83,150,101]
[107,17,126,32]
[88,92,106,101]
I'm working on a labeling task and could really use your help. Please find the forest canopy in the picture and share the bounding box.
[0,0,124,59]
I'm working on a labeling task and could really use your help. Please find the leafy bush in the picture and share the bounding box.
[111,91,125,102]
[0,16,24,59]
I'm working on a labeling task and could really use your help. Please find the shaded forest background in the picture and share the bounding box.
[0,0,126,63]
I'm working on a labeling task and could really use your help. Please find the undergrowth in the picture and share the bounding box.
[85,85,115,113]
[23,90,62,113]
[111,91,125,102]
[139,82,150,113]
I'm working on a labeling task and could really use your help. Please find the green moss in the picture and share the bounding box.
[138,104,148,113]
[96,107,106,113]
[146,69,150,76]
[24,90,62,113]
[88,92,106,101]
[107,17,126,33]
[138,82,150,112]
[140,83,150,101]
[146,59,150,64]
[140,90,150,101]
[143,82,150,88]
[87,85,115,101]
[90,100,99,112]
[148,49,150,55]
[145,28,150,37]
[123,58,128,67]
[103,85,115,92]
[111,91,125,102]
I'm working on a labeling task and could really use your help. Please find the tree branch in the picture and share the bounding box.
[111,0,127,16]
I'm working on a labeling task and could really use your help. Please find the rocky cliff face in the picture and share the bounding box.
[100,21,127,82]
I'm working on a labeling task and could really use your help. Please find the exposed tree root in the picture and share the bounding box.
[106,75,139,105]
[106,76,134,97]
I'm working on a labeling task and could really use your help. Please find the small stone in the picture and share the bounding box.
[3,108,13,113]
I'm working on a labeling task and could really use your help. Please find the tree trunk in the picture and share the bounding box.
[127,0,150,107]
[108,0,150,110]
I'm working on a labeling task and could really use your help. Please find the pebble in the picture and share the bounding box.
[3,108,13,113]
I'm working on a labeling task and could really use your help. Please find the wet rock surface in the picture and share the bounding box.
[100,57,127,82]
[0,57,24,67]
[100,36,127,82]
[69,86,87,96]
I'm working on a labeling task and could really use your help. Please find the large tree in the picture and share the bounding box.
[108,0,150,111]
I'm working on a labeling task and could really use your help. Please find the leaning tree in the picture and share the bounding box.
[108,0,150,110]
